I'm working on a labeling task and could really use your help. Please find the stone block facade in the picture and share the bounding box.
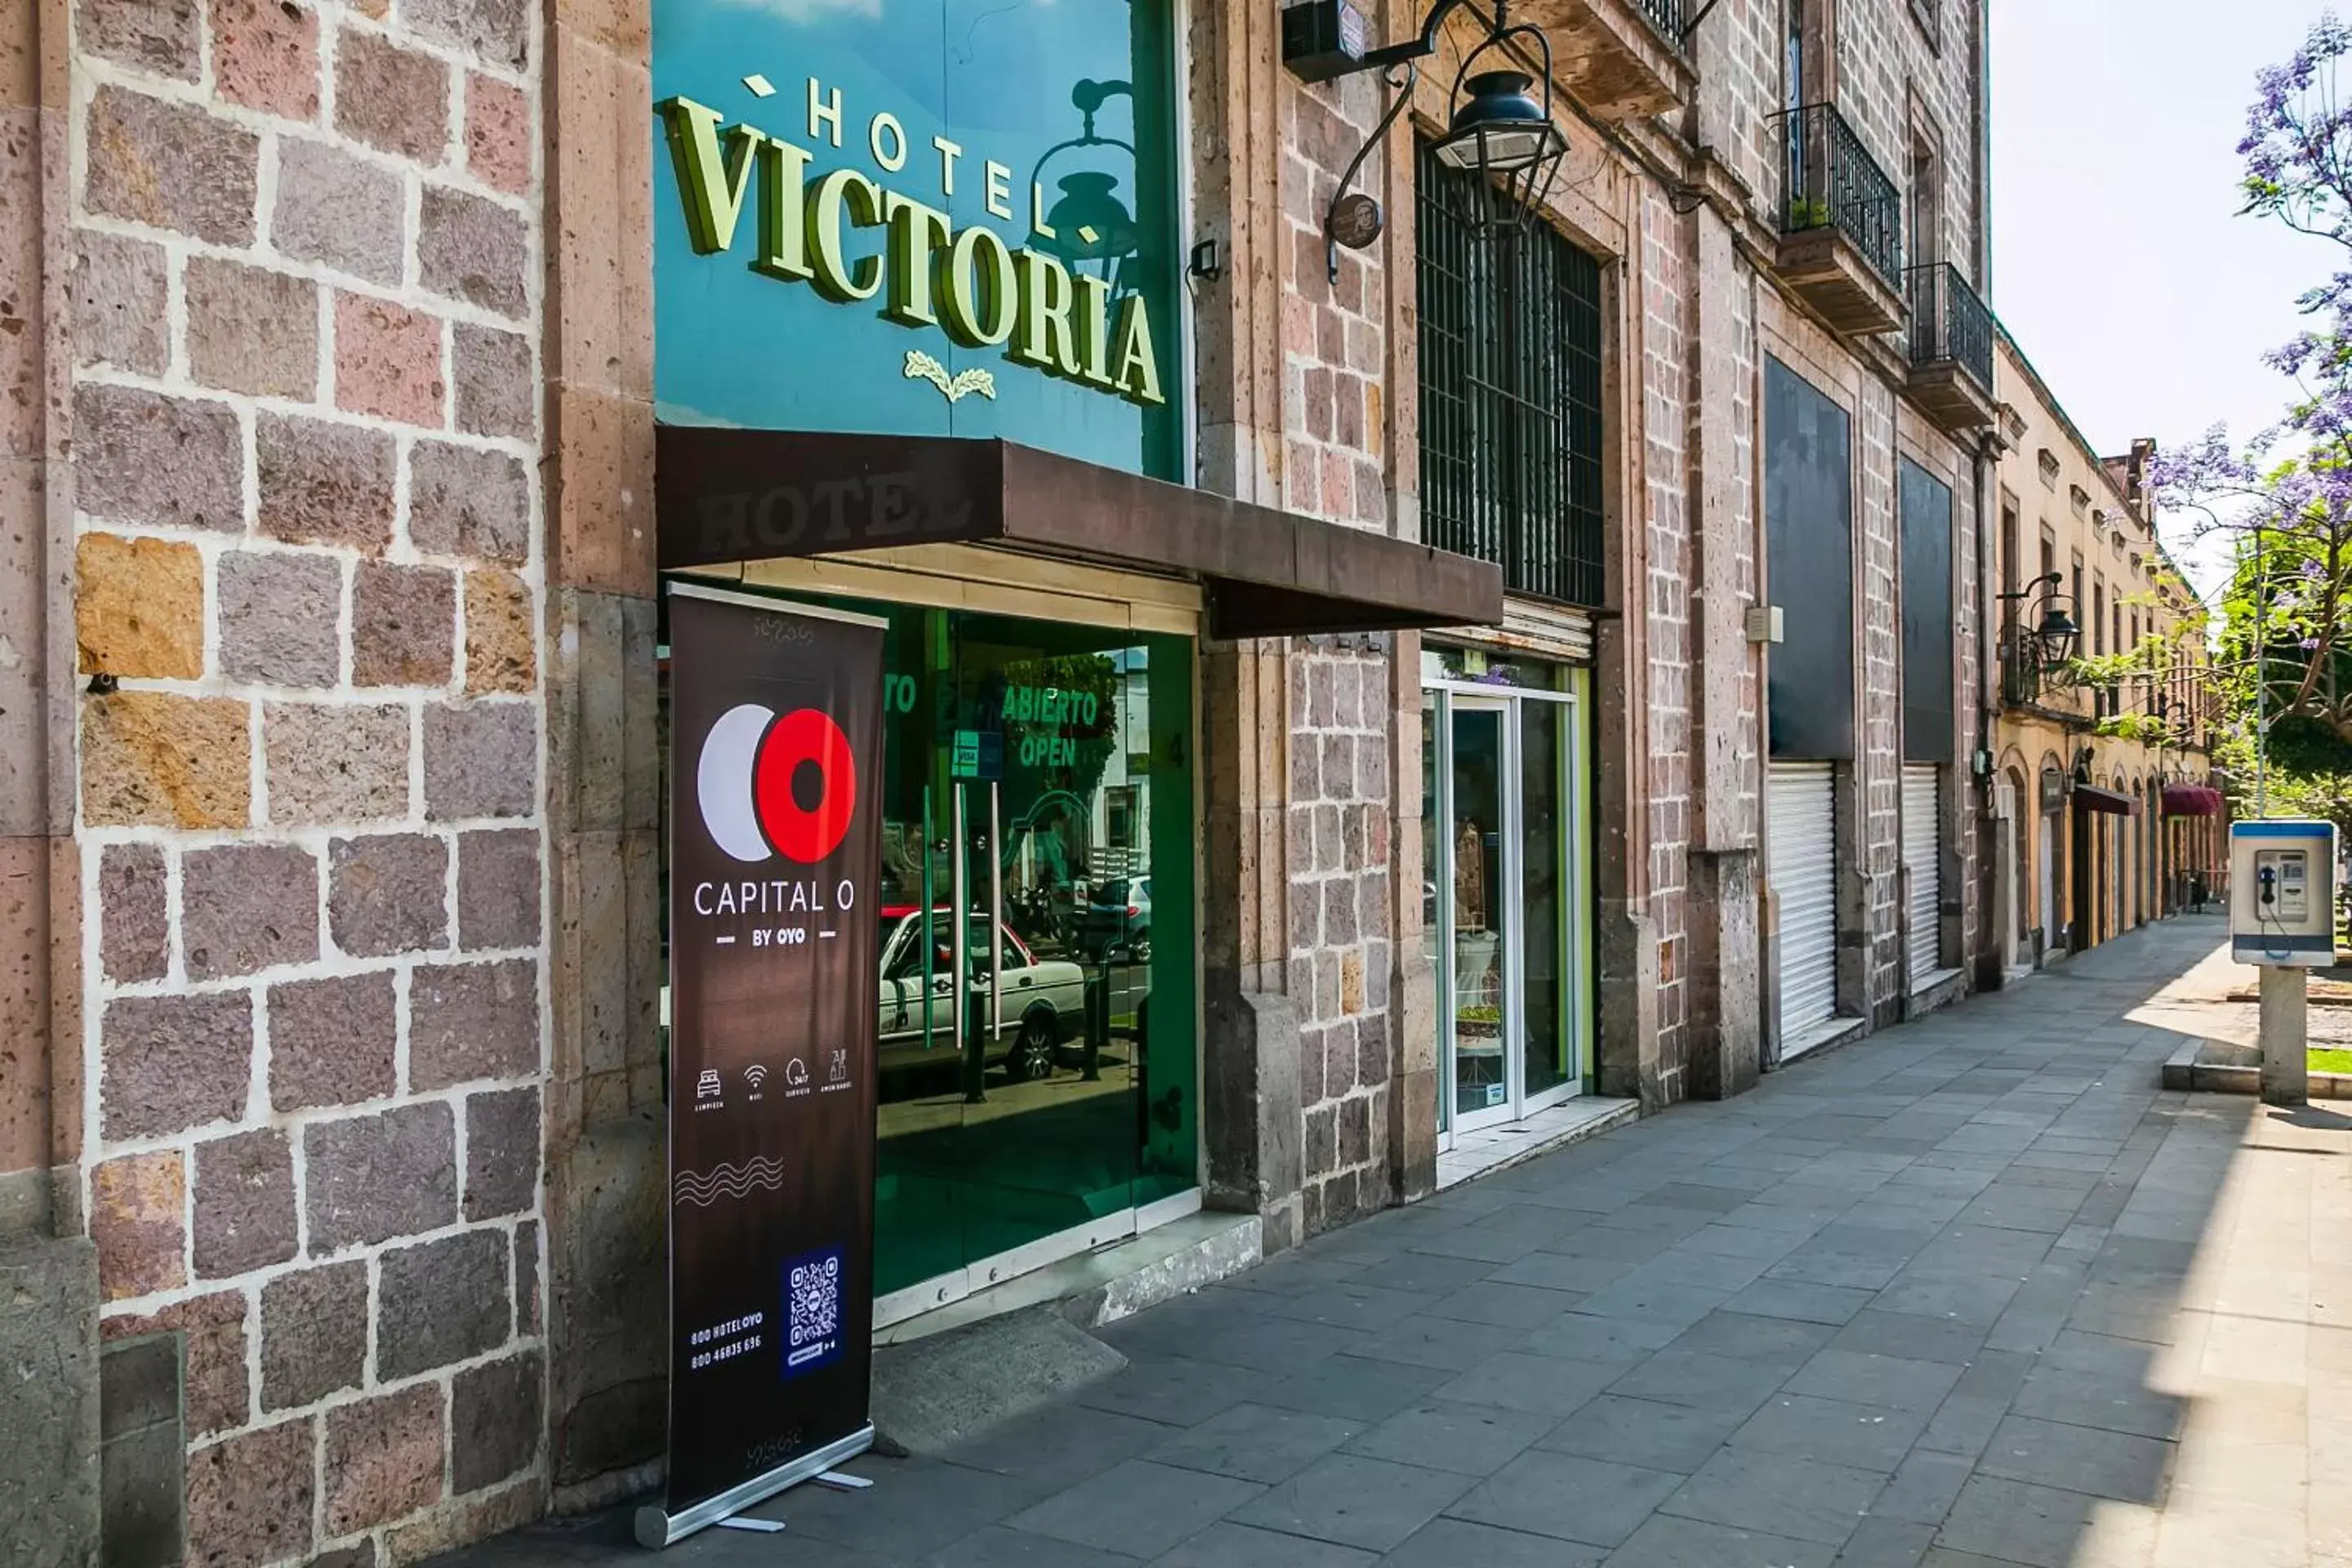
[55,0,551,1556]
[0,0,2003,1556]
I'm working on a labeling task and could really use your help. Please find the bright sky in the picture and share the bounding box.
[1989,0,2333,590]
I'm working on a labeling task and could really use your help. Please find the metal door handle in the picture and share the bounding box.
[1018,975,1031,988]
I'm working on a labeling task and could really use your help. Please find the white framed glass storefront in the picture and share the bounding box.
[1421,650,1595,1150]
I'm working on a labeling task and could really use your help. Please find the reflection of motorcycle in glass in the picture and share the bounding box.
[1006,884,1076,956]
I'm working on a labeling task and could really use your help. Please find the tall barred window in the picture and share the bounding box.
[1415,140,1606,608]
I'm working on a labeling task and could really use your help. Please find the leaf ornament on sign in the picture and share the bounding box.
[903,350,997,403]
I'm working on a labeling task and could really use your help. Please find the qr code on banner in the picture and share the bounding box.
[782,1247,845,1378]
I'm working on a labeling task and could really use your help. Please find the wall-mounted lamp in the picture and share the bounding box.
[1284,0,1570,281]
[1996,570,2081,686]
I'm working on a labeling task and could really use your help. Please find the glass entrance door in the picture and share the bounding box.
[853,606,1197,1320]
[1447,699,1512,1131]
[1426,677,1585,1143]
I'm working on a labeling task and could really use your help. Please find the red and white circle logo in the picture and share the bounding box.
[695,703,857,864]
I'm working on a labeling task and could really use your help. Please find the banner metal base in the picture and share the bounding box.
[634,1425,877,1548]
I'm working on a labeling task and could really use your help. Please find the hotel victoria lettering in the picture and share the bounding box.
[658,83,1165,408]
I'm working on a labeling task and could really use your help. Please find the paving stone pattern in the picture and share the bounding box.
[433,916,2345,1568]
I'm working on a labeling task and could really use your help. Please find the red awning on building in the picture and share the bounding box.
[2162,785,2225,818]
[2073,785,2140,817]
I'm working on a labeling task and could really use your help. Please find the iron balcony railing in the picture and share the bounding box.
[1904,263,1994,391]
[1634,0,1685,44]
[1776,101,1904,287]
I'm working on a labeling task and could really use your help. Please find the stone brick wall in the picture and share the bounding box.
[1276,66,1406,1233]
[68,0,548,1557]
[1285,637,1396,1232]
[1638,185,1695,1085]
[1857,379,1905,1008]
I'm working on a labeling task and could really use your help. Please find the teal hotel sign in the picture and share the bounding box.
[653,0,1183,481]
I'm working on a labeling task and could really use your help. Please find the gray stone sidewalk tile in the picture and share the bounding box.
[1566,1276,1734,1329]
[1730,1392,1928,1471]
[1374,1517,1599,1568]
[1008,1461,1262,1560]
[1728,1277,1879,1325]
[1230,1454,1474,1552]
[1976,1414,2172,1503]
[1787,1350,1966,1414]
[1424,1280,1584,1328]
[1076,1359,1265,1429]
[1223,1256,1373,1298]
[1833,1517,1938,1568]
[1872,1270,2028,1329]
[1607,1348,1793,1418]
[1486,1251,1631,1294]
[1535,1392,1746,1472]
[1684,1220,1817,1260]
[1443,1450,1683,1547]
[1660,1447,1884,1546]
[1150,1522,1374,1567]
[1431,1349,1619,1416]
[952,1405,1181,1487]
[1102,1308,1372,1375]
[1147,1403,1366,1485]
[1601,1514,1836,1568]
[1669,1308,1841,1365]
[1254,1356,1455,1423]
[1544,1225,1683,1264]
[1915,1392,2015,1460]
[1348,1316,1530,1373]
[2006,1367,2182,1441]
[1259,1285,1443,1332]
[1543,1392,1749,1476]
[1865,1448,1975,1525]
[1355,1252,1497,1297]
[1339,1399,1556,1477]
[1831,1309,1993,1365]
[1769,1250,1913,1292]
[782,1459,1057,1557]
[1936,1473,2149,1568]
[931,1526,1147,1566]
[1650,1179,1765,1210]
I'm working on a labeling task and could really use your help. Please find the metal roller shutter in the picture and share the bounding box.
[1771,763,1838,1036]
[1903,764,1941,982]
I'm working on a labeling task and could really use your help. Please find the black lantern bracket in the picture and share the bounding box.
[1996,570,2082,690]
[1284,0,1477,82]
[1288,0,1571,282]
[1322,61,1418,283]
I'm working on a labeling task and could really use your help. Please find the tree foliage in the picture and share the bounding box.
[2151,14,2352,777]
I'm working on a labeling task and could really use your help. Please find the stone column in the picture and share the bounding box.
[541,0,667,1506]
[1681,203,1763,1102]
[0,0,100,1559]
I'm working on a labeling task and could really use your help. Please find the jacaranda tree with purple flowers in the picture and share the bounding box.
[2147,11,2352,799]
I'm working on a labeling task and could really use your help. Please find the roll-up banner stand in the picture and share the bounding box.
[638,583,886,1548]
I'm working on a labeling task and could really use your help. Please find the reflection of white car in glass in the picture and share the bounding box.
[876,906,1083,1080]
[1079,876,1152,961]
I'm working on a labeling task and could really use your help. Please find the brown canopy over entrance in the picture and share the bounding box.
[655,429,1506,639]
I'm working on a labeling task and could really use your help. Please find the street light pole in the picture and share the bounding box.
[2256,524,2270,816]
